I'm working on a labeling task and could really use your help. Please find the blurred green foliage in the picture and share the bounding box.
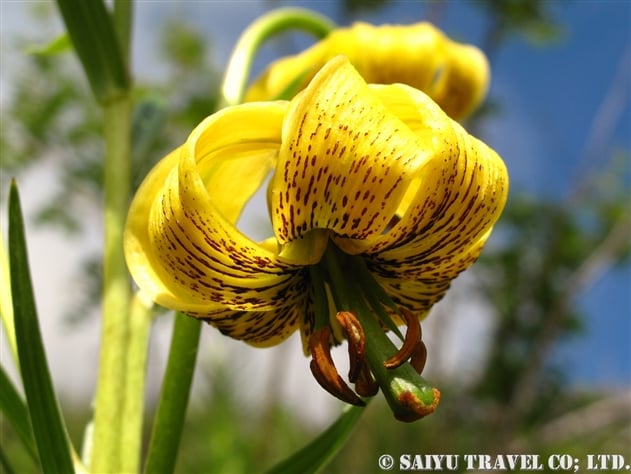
[0,6,219,234]
[479,0,564,46]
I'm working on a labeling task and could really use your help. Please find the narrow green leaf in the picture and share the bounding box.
[265,405,365,474]
[0,224,16,361]
[54,0,130,103]
[0,364,38,461]
[113,0,133,67]
[144,314,201,474]
[8,181,75,473]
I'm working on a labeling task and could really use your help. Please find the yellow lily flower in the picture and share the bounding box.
[125,56,508,421]
[245,22,489,120]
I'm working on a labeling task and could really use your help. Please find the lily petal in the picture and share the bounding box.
[335,82,508,273]
[428,42,490,120]
[369,118,507,281]
[271,56,429,249]
[188,286,313,347]
[370,230,491,316]
[125,103,307,320]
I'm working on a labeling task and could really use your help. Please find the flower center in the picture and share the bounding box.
[308,244,440,422]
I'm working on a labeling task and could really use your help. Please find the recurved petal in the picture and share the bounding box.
[335,82,508,279]
[271,56,428,246]
[125,102,307,323]
[368,230,491,316]
[370,121,507,281]
[427,42,490,121]
[198,308,299,347]
[186,274,319,349]
[330,22,445,92]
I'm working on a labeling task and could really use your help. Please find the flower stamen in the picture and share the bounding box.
[355,363,379,397]
[409,340,428,374]
[334,310,365,383]
[308,327,365,407]
[383,307,423,369]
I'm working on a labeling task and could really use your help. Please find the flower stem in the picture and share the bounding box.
[120,292,153,473]
[309,263,331,330]
[144,314,201,474]
[220,7,335,108]
[90,95,133,473]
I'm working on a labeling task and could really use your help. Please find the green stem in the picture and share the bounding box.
[309,264,331,330]
[219,7,335,108]
[322,245,351,309]
[90,96,132,473]
[350,255,403,339]
[144,314,201,474]
[120,293,154,473]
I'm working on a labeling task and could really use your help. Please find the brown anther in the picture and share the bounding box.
[409,340,428,374]
[355,363,379,397]
[309,327,365,407]
[335,311,365,383]
[384,307,422,369]
[394,387,441,423]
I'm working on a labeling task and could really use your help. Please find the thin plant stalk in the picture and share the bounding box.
[144,314,202,474]
[120,292,154,473]
[90,96,133,473]
[220,7,335,107]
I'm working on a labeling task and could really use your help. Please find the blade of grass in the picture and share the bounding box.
[0,364,38,461]
[113,0,133,67]
[265,405,365,474]
[144,314,201,474]
[0,223,16,361]
[8,180,75,473]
